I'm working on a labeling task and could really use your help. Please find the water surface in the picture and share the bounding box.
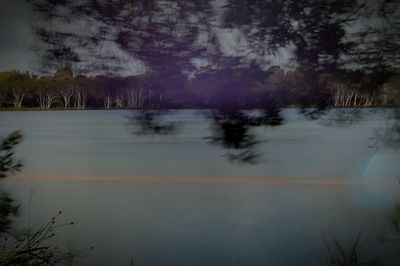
[0,109,399,265]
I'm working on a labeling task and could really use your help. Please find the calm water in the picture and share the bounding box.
[1,109,400,265]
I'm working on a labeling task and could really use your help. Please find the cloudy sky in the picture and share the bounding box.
[0,0,296,75]
[1,0,398,76]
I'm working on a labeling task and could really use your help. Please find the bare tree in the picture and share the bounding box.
[115,94,125,108]
[60,87,74,109]
[11,89,26,109]
[34,77,59,109]
[55,68,75,109]
[126,87,145,109]
[2,71,33,109]
[73,87,88,109]
[72,76,90,109]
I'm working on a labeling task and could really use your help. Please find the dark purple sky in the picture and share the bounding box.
[1,0,397,75]
[0,0,295,75]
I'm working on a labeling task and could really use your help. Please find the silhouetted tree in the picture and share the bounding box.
[207,107,283,164]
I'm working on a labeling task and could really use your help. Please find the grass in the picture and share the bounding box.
[322,233,383,266]
[0,211,80,266]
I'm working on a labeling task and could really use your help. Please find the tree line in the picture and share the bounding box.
[0,66,399,110]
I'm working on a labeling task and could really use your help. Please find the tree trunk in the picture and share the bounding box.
[12,90,25,109]
[45,92,57,109]
[61,89,74,109]
[115,94,124,108]
[104,95,112,109]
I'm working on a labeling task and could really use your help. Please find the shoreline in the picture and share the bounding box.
[1,106,399,112]
[9,174,397,186]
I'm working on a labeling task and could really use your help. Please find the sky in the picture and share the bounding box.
[1,0,396,76]
[0,0,36,72]
[0,0,295,76]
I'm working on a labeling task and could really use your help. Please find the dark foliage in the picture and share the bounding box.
[0,192,19,234]
[207,107,283,163]
[128,110,181,135]
[0,131,23,178]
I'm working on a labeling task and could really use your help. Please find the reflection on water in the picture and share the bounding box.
[128,108,283,164]
[316,108,364,127]
[371,108,400,150]
[206,107,283,164]
[128,108,400,164]
[0,109,400,266]
[127,110,182,136]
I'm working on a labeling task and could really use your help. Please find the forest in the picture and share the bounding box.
[0,66,399,110]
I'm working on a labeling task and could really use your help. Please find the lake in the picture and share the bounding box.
[1,109,400,265]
